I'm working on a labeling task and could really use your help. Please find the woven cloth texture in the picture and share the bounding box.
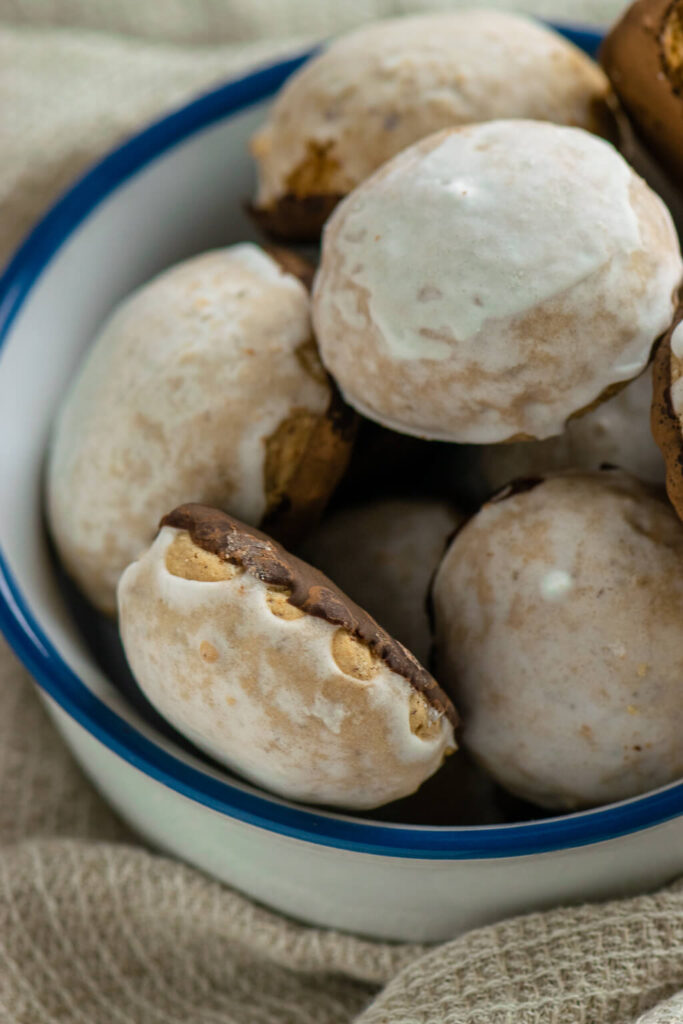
[4,1,683,1021]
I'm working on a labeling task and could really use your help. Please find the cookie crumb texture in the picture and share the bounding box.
[313,120,681,443]
[118,516,455,810]
[47,244,348,615]
[250,10,616,238]
[432,470,683,809]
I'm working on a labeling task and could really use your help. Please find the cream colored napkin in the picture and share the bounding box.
[5,635,683,1024]
[6,3,683,1022]
[0,0,632,45]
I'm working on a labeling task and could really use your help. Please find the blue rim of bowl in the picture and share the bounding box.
[4,24,683,860]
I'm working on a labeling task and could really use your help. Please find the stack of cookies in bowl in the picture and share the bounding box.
[44,0,683,828]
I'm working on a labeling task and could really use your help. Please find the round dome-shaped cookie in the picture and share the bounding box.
[118,504,457,810]
[299,498,460,665]
[601,0,683,184]
[466,368,664,501]
[250,11,617,241]
[431,470,683,810]
[47,244,355,615]
[313,120,682,443]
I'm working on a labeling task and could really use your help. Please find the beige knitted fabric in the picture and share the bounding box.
[5,625,683,1024]
[0,0,632,42]
[4,3,683,1022]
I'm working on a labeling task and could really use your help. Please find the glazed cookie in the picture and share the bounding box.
[250,11,617,240]
[652,304,683,517]
[118,504,457,809]
[431,470,683,810]
[601,0,683,183]
[299,498,460,665]
[47,244,354,615]
[466,368,664,501]
[313,120,682,443]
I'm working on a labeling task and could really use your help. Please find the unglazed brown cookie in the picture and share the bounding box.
[432,470,683,810]
[313,120,682,443]
[117,504,457,809]
[299,498,461,665]
[601,0,683,183]
[250,11,617,241]
[652,304,683,517]
[47,244,355,615]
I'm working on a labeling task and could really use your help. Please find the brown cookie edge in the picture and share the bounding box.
[601,0,683,181]
[160,503,458,728]
[248,193,342,243]
[261,382,358,549]
[264,244,317,292]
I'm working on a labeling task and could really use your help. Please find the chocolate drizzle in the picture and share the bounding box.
[160,503,458,727]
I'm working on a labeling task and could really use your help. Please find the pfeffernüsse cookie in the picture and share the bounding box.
[250,11,618,240]
[431,470,683,810]
[47,244,354,614]
[118,504,457,809]
[313,120,681,444]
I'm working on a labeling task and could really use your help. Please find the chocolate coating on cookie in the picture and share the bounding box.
[652,303,683,516]
[118,509,456,808]
[298,498,460,665]
[601,0,683,182]
[47,244,353,614]
[162,503,457,725]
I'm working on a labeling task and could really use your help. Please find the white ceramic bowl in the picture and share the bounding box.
[3,26,683,943]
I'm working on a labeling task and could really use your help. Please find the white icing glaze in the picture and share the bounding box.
[469,367,665,494]
[333,122,639,356]
[313,121,682,442]
[432,471,683,809]
[251,10,613,207]
[299,498,460,664]
[117,527,454,809]
[47,245,329,614]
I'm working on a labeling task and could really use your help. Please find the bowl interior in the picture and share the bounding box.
[5,31,683,856]
[0,97,279,788]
